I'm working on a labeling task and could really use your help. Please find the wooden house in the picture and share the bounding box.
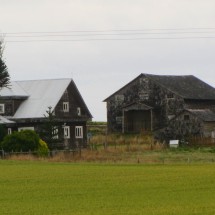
[0,78,92,149]
[104,73,215,141]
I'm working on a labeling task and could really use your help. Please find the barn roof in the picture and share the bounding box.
[186,109,215,122]
[146,74,215,100]
[123,102,152,111]
[104,73,215,101]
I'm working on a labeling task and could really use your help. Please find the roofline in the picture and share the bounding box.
[103,73,193,102]
[12,77,73,82]
[0,96,29,99]
[70,80,93,119]
[170,108,215,122]
[103,74,143,102]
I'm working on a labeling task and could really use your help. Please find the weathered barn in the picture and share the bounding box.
[0,78,92,149]
[104,73,215,141]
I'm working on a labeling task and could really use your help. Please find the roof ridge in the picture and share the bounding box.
[12,78,73,82]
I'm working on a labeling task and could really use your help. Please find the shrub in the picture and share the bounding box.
[0,125,7,142]
[37,139,49,157]
[1,130,40,152]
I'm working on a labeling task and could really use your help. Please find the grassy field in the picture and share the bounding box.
[1,161,215,215]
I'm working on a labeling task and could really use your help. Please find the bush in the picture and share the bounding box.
[0,125,7,142]
[37,139,49,157]
[1,130,40,152]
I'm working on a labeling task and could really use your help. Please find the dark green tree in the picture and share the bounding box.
[0,124,7,142]
[0,39,10,90]
[0,130,40,152]
[39,106,62,150]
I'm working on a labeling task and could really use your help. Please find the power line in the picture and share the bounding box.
[5,36,215,43]
[3,27,215,34]
[3,28,215,43]
[4,31,215,38]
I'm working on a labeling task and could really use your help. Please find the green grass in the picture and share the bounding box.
[1,161,215,214]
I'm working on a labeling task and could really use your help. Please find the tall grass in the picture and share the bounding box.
[89,132,165,152]
[4,133,215,164]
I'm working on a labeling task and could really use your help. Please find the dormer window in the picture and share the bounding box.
[77,107,81,116]
[63,102,69,112]
[0,104,5,114]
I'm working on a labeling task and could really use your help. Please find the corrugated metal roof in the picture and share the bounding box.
[2,79,72,119]
[0,116,15,124]
[0,81,29,98]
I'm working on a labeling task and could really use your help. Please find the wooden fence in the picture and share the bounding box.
[0,149,81,159]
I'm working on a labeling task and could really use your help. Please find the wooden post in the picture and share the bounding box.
[150,109,153,131]
[122,109,125,133]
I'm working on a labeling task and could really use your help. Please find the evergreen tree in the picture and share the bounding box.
[0,39,10,90]
[39,106,62,150]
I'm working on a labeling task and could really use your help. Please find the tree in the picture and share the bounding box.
[0,124,7,142]
[39,106,62,150]
[0,39,10,90]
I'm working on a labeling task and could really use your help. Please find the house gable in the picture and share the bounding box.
[54,80,92,121]
[0,78,92,149]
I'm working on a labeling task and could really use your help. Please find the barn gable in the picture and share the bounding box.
[104,73,215,141]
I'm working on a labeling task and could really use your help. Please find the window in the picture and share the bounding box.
[139,92,149,101]
[64,126,70,139]
[77,107,81,116]
[167,93,174,99]
[52,126,58,139]
[8,128,12,135]
[0,104,5,114]
[18,127,34,131]
[63,102,69,112]
[75,126,83,139]
[184,115,190,121]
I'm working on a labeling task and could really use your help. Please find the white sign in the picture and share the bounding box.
[169,140,179,148]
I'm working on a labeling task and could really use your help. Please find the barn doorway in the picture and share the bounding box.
[122,103,153,133]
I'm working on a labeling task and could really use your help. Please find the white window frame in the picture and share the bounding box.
[75,126,83,139]
[18,127,34,131]
[0,104,5,114]
[52,126,58,139]
[63,102,69,112]
[77,107,81,116]
[8,128,12,135]
[64,126,70,139]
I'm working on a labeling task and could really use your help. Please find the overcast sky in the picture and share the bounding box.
[1,0,215,121]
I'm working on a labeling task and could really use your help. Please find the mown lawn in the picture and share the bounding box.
[1,161,215,215]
